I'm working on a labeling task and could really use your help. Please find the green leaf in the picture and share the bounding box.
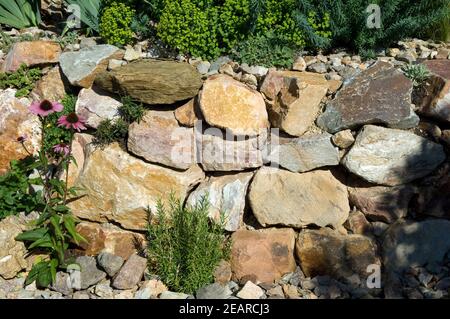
[15,228,48,242]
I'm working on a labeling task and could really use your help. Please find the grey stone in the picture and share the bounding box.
[112,254,147,290]
[343,125,446,186]
[196,283,233,299]
[159,291,190,299]
[240,63,269,77]
[308,62,327,74]
[317,61,419,133]
[197,61,211,75]
[50,272,72,296]
[97,252,124,277]
[76,256,107,290]
[263,133,339,173]
[59,44,123,88]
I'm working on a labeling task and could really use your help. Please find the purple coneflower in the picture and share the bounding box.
[29,100,63,116]
[57,113,87,132]
[52,143,70,156]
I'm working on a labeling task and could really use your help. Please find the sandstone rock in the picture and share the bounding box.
[231,228,296,284]
[186,172,253,231]
[128,111,195,170]
[417,60,450,123]
[292,57,306,71]
[75,87,121,129]
[66,133,93,188]
[263,133,339,173]
[2,41,61,72]
[75,256,107,290]
[174,98,201,127]
[261,70,328,137]
[249,167,349,229]
[344,210,372,236]
[199,75,269,136]
[31,66,67,102]
[75,222,146,259]
[348,180,416,223]
[0,214,32,279]
[94,59,202,105]
[97,252,124,277]
[343,125,446,186]
[332,130,355,148]
[296,228,379,279]
[383,219,450,274]
[317,62,419,133]
[196,127,264,171]
[69,143,205,231]
[436,48,450,60]
[260,70,329,101]
[112,254,147,290]
[0,89,41,175]
[60,44,123,88]
[236,281,265,299]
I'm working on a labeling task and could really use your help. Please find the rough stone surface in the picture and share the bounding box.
[75,222,146,259]
[174,98,201,127]
[159,291,190,299]
[69,143,205,231]
[187,172,253,231]
[31,66,67,102]
[417,60,450,123]
[261,71,328,137]
[60,44,123,88]
[383,219,450,274]
[112,254,147,290]
[332,130,355,149]
[97,252,124,277]
[214,260,232,285]
[2,41,61,72]
[263,133,339,173]
[231,228,297,284]
[0,89,41,175]
[75,256,107,290]
[343,125,446,186]
[199,75,269,136]
[128,111,195,170]
[196,283,233,299]
[0,215,32,279]
[236,281,265,299]
[135,279,168,299]
[50,272,72,296]
[249,167,349,229]
[348,180,416,223]
[75,87,122,128]
[95,59,202,105]
[196,127,264,171]
[296,228,380,279]
[317,62,419,133]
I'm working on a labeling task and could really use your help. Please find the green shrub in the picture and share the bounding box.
[118,96,145,124]
[296,0,450,54]
[402,64,431,87]
[0,64,42,98]
[148,195,229,294]
[157,0,221,60]
[43,95,77,154]
[233,31,295,68]
[255,0,307,47]
[219,0,251,51]
[0,157,45,220]
[93,118,128,147]
[99,1,135,46]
